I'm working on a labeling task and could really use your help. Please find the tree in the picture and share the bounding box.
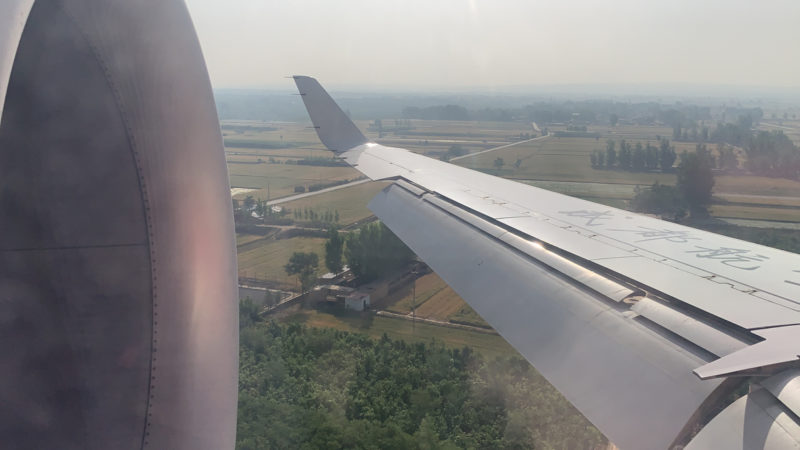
[673,124,682,141]
[441,144,465,161]
[345,223,414,283]
[284,252,319,293]
[659,139,677,171]
[243,195,256,211]
[239,298,261,330]
[719,146,739,171]
[609,113,619,127]
[631,142,646,171]
[324,227,345,274]
[677,147,715,214]
[630,182,687,222]
[645,143,659,170]
[618,145,632,170]
[605,140,617,167]
[493,157,504,170]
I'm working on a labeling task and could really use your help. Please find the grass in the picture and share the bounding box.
[285,308,516,358]
[280,181,390,226]
[237,236,326,289]
[449,305,491,328]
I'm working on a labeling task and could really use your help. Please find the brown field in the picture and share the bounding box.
[382,273,490,328]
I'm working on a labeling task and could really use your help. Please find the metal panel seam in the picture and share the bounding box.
[56,5,157,447]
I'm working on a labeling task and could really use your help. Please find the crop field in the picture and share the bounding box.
[383,273,490,328]
[231,118,800,298]
[369,119,536,157]
[228,163,360,200]
[446,131,800,223]
[758,120,800,146]
[716,193,800,208]
[286,308,515,358]
[236,234,266,246]
[237,236,326,289]
[455,137,678,185]
[280,181,389,226]
[710,204,800,222]
[715,175,800,198]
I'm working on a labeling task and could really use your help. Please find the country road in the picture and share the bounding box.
[265,178,370,206]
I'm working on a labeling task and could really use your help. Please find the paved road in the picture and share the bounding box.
[450,134,550,162]
[265,178,370,206]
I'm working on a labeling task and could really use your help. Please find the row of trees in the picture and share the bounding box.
[745,130,800,178]
[591,139,677,172]
[232,195,343,227]
[236,320,606,449]
[293,208,340,224]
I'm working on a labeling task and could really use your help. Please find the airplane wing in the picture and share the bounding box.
[294,76,800,450]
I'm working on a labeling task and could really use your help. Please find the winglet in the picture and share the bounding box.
[293,76,369,152]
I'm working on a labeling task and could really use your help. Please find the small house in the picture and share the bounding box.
[345,292,370,311]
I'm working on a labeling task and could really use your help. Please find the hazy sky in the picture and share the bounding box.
[185,0,800,90]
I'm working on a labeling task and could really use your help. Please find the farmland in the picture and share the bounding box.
[279,180,389,226]
[237,236,326,290]
[229,116,800,355]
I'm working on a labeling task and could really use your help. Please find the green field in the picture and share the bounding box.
[711,204,800,222]
[280,181,389,225]
[456,137,679,185]
[237,236,326,289]
[286,308,516,358]
[370,119,536,156]
[447,133,800,223]
[228,163,360,200]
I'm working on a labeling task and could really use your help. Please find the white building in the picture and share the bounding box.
[344,292,370,311]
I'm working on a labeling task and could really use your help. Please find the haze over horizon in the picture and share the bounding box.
[185,0,800,94]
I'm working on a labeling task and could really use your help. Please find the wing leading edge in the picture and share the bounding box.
[294,76,800,449]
